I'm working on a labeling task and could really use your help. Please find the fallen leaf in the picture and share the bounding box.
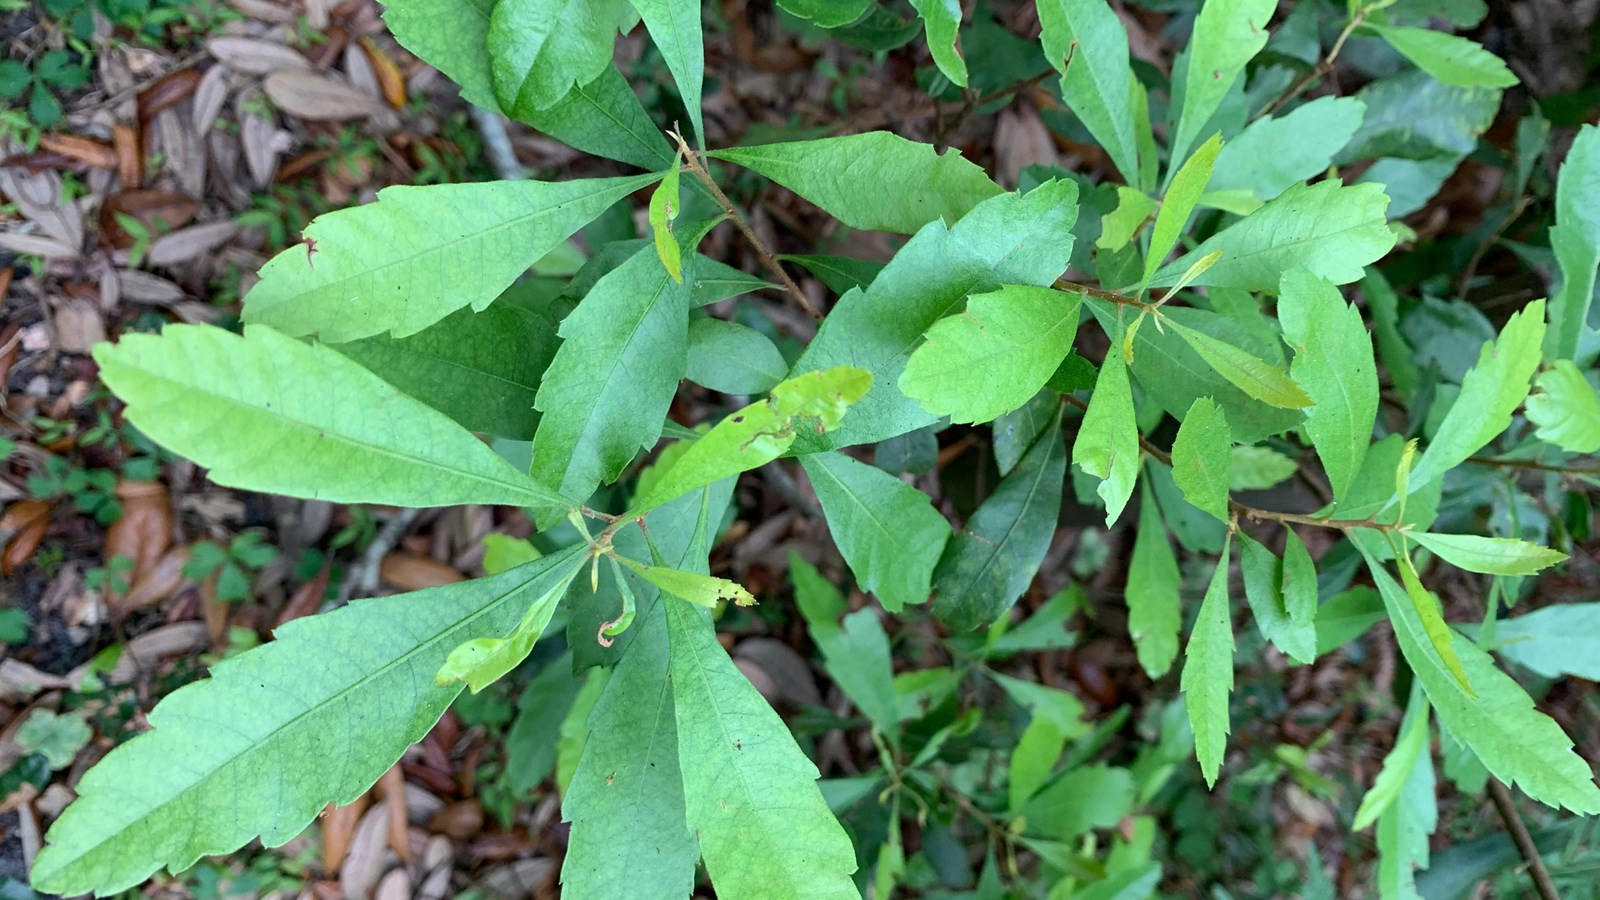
[0,168,83,248]
[374,870,411,900]
[38,134,117,169]
[359,37,407,109]
[379,552,464,591]
[341,799,391,900]
[276,562,330,626]
[206,36,311,75]
[0,233,78,259]
[1,499,51,576]
[67,621,208,687]
[136,68,201,127]
[102,480,171,594]
[264,69,385,121]
[191,65,230,136]
[995,103,1058,189]
[99,189,200,249]
[112,123,142,188]
[115,269,187,305]
[226,0,296,23]
[426,799,483,841]
[120,544,192,612]
[52,299,105,354]
[378,764,412,863]
[322,792,370,872]
[145,220,239,267]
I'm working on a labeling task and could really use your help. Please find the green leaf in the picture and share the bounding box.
[1368,25,1517,89]
[664,599,859,899]
[799,451,951,612]
[531,247,689,502]
[483,534,541,575]
[242,174,657,342]
[632,0,704,146]
[1409,532,1567,577]
[1281,528,1317,643]
[649,154,684,282]
[711,132,1000,235]
[791,557,900,729]
[0,60,30,100]
[1355,684,1431,830]
[1126,480,1182,678]
[1209,97,1366,202]
[1037,0,1139,184]
[378,0,498,110]
[1073,337,1140,525]
[1097,187,1157,252]
[516,65,676,170]
[1315,586,1385,655]
[334,300,556,440]
[1360,544,1600,814]
[1527,361,1600,452]
[1169,397,1230,523]
[1163,318,1313,410]
[1181,539,1234,788]
[1237,533,1315,664]
[909,0,967,87]
[1409,300,1545,494]
[1276,269,1378,502]
[994,390,1062,475]
[95,325,570,510]
[622,560,756,609]
[1375,719,1435,900]
[1340,68,1500,162]
[1546,125,1600,363]
[1168,0,1274,173]
[437,556,583,691]
[783,254,883,295]
[1460,603,1600,681]
[30,549,583,896]
[1145,133,1222,288]
[776,0,871,27]
[1150,182,1397,293]
[487,0,636,113]
[900,286,1082,424]
[15,711,91,771]
[1018,765,1135,841]
[685,317,788,395]
[1389,543,1473,693]
[790,181,1079,451]
[1226,444,1298,491]
[630,367,872,515]
[933,411,1066,630]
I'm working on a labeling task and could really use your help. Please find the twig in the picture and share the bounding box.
[1257,12,1365,120]
[469,105,531,182]
[1468,455,1600,477]
[337,507,421,603]
[1488,778,1561,900]
[1457,196,1529,301]
[671,133,823,320]
[1055,278,1150,309]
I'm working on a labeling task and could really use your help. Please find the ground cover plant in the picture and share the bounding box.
[8,0,1600,896]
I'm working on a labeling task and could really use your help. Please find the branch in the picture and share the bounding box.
[1488,778,1562,900]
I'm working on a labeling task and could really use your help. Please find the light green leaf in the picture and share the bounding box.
[1150,181,1397,293]
[380,0,499,111]
[1169,0,1274,173]
[1009,717,1068,813]
[1369,25,1518,89]
[1355,684,1431,830]
[1169,397,1230,523]
[1546,124,1600,362]
[1098,187,1157,252]
[791,557,900,729]
[1145,133,1222,288]
[15,710,91,770]
[530,246,689,502]
[517,65,676,170]
[487,0,636,113]
[1277,269,1378,501]
[1238,533,1315,664]
[1409,299,1545,494]
[1281,528,1317,642]
[1209,97,1366,202]
[1019,765,1135,841]
[30,549,583,896]
[800,451,951,612]
[1037,0,1139,184]
[933,411,1066,630]
[630,367,872,515]
[437,556,583,691]
[1390,544,1472,693]
[1181,538,1234,788]
[665,599,859,899]
[1360,545,1600,814]
[649,154,684,282]
[1126,480,1182,678]
[1072,337,1139,525]
[686,317,788,395]
[483,534,541,575]
[1164,318,1313,409]
[909,0,967,87]
[1227,444,1298,491]
[242,174,656,342]
[900,285,1083,424]
[791,181,1079,451]
[1527,360,1600,452]
[1375,725,1435,900]
[334,300,556,440]
[776,0,871,27]
[95,325,570,511]
[1461,603,1600,680]
[711,132,999,235]
[1409,532,1567,577]
[632,0,704,145]
[623,561,755,609]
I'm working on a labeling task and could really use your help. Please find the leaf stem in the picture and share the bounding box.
[1055,279,1150,309]
[670,133,823,320]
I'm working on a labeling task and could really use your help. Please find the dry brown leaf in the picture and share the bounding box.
[322,792,370,872]
[359,37,407,109]
[0,168,84,248]
[53,299,106,354]
[379,552,464,591]
[115,269,187,305]
[68,621,208,686]
[226,0,296,23]
[374,870,411,900]
[238,88,284,186]
[0,660,73,704]
[137,68,201,127]
[734,637,821,706]
[0,498,50,543]
[191,65,230,136]
[425,799,483,841]
[145,220,239,267]
[264,69,385,121]
[994,104,1058,189]
[276,562,330,626]
[0,233,78,259]
[377,764,411,863]
[38,134,118,170]
[154,109,206,200]
[200,575,230,645]
[120,544,192,613]
[99,189,200,249]
[102,480,171,594]
[112,123,142,188]
[340,799,391,900]
[206,36,312,75]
